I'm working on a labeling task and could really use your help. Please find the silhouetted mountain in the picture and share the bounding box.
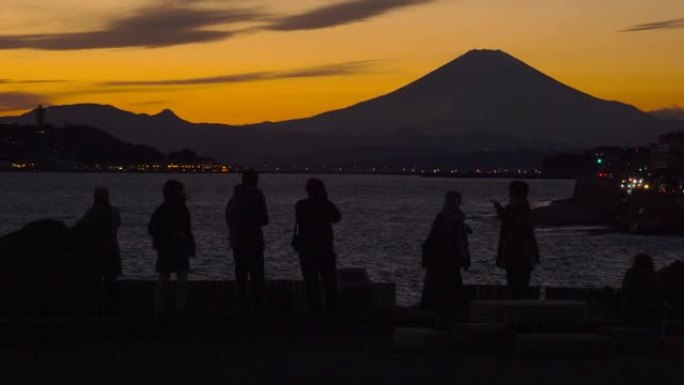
[271,49,660,146]
[0,49,667,166]
[0,104,198,151]
[156,108,185,122]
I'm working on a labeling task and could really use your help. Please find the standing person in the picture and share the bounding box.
[294,178,341,315]
[622,254,662,327]
[149,180,195,314]
[492,181,539,299]
[421,191,471,312]
[75,187,122,311]
[225,169,269,312]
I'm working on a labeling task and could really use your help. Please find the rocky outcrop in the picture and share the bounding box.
[0,219,98,316]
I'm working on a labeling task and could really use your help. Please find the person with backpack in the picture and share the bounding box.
[225,169,269,312]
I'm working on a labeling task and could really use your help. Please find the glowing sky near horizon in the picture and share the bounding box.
[0,0,683,124]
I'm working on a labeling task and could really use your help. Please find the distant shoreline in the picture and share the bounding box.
[0,169,574,180]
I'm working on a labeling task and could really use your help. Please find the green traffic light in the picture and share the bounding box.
[597,158,603,165]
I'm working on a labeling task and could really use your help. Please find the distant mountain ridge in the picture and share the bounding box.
[650,107,684,121]
[0,103,199,151]
[0,49,668,165]
[268,49,659,145]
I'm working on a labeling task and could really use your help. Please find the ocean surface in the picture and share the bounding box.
[1,173,683,305]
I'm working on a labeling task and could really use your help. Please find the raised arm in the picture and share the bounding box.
[491,199,505,218]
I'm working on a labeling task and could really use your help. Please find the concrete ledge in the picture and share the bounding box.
[463,285,540,300]
[471,300,589,327]
[338,268,370,283]
[393,327,452,352]
[450,323,510,343]
[450,322,512,352]
[604,326,659,354]
[516,333,612,357]
[0,279,396,318]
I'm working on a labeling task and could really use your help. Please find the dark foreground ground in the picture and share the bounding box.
[1,316,683,385]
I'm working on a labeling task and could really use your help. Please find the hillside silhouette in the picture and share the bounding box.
[0,123,212,169]
[0,104,197,151]
[0,49,669,165]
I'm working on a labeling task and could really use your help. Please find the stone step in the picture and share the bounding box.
[450,322,512,352]
[471,300,589,327]
[516,333,612,357]
[604,326,660,354]
[393,327,452,353]
[450,322,510,343]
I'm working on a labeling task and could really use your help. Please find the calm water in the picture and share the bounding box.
[1,173,683,305]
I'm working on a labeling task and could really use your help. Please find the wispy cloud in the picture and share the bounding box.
[0,91,49,111]
[0,79,69,84]
[267,0,437,31]
[127,100,172,106]
[622,18,684,32]
[101,61,379,87]
[0,2,263,50]
[0,0,439,50]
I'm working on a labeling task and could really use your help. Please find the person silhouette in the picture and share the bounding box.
[421,191,471,312]
[622,254,662,327]
[294,178,341,315]
[492,181,539,299]
[74,187,121,311]
[149,180,195,314]
[225,169,269,312]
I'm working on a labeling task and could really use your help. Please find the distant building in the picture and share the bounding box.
[652,131,684,176]
[650,131,684,192]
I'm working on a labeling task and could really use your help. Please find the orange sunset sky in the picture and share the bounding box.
[0,0,683,124]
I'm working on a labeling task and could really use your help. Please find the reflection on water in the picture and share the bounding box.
[1,173,683,305]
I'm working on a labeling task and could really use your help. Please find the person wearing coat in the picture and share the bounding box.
[294,178,341,315]
[421,191,471,312]
[225,169,269,312]
[492,181,539,299]
[74,187,122,310]
[622,254,662,327]
[148,180,195,313]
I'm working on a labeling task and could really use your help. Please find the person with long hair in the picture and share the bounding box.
[622,254,662,327]
[294,178,341,315]
[492,181,539,299]
[75,187,121,311]
[149,180,195,314]
[421,191,471,312]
